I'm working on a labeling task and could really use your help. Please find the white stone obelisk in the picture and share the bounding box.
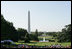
[28,10,31,34]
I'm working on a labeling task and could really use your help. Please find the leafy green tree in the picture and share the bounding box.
[57,24,71,42]
[17,28,27,39]
[24,33,30,43]
[1,15,18,41]
[35,29,38,37]
[29,29,39,41]
[17,28,30,42]
[38,32,44,36]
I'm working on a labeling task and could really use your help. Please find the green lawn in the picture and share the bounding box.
[15,36,71,47]
[15,41,71,47]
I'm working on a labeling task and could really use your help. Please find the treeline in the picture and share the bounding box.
[45,24,71,42]
[1,15,18,41]
[1,15,38,42]
[57,24,71,42]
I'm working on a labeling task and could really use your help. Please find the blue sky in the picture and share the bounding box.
[1,1,71,32]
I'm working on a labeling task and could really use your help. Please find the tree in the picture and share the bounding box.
[17,28,30,42]
[17,28,29,39]
[24,33,30,43]
[57,24,71,42]
[28,29,39,41]
[38,32,44,36]
[35,29,38,37]
[34,29,39,41]
[1,15,18,41]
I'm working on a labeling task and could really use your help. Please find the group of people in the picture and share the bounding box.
[17,44,71,48]
[1,44,71,48]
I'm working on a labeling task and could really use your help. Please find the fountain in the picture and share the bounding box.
[39,32,49,42]
[43,37,45,42]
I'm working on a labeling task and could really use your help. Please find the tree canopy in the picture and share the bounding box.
[1,15,18,41]
[57,24,71,42]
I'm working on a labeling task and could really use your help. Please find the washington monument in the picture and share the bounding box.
[28,10,31,34]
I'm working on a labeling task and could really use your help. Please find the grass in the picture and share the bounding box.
[15,35,71,47]
[15,41,71,47]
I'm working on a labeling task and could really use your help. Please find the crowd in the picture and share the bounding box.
[18,44,71,48]
[1,44,71,48]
